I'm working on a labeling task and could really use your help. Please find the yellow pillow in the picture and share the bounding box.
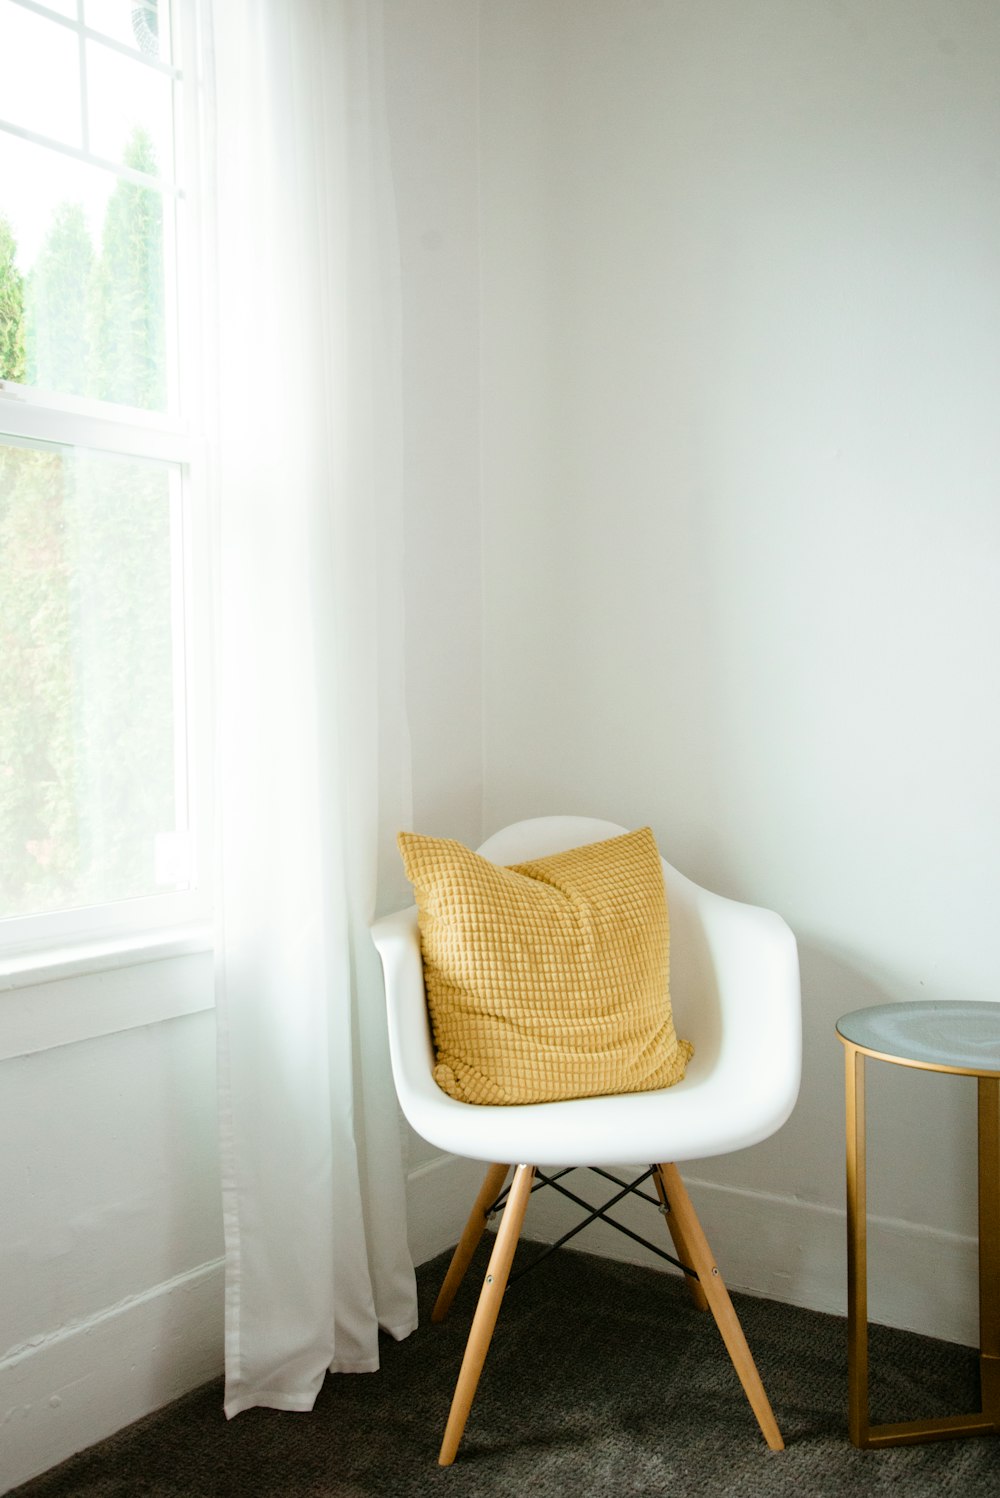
[396,826,693,1105]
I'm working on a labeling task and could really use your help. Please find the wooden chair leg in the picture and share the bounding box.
[438,1163,535,1466]
[433,1162,512,1323]
[652,1165,710,1311]
[655,1163,785,1451]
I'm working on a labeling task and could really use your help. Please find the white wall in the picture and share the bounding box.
[385,0,484,853]
[383,0,487,1196]
[0,963,222,1494]
[478,0,1000,1342]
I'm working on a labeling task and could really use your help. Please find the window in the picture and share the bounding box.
[0,0,208,961]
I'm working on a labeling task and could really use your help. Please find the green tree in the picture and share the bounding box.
[0,442,176,918]
[25,202,94,398]
[0,444,79,914]
[67,454,175,904]
[81,127,174,891]
[89,126,165,410]
[1,123,175,918]
[0,214,26,383]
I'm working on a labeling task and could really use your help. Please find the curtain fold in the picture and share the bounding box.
[205,0,417,1417]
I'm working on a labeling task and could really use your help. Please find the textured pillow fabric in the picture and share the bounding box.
[396,826,693,1105]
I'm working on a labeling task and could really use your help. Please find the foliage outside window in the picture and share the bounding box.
[0,0,204,949]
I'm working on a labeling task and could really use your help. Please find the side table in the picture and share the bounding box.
[836,1000,1000,1448]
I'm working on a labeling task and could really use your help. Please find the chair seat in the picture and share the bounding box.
[371,951,793,1167]
[435,1055,792,1170]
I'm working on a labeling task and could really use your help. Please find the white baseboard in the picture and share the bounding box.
[408,1156,980,1349]
[406,1152,489,1268]
[0,1259,225,1496]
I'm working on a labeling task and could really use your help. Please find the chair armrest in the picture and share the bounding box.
[666,864,802,1143]
[370,907,442,1119]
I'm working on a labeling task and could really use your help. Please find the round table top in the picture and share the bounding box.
[836,1000,1000,1076]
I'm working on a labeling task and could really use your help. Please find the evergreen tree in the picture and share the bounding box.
[0,214,26,383]
[89,126,165,409]
[25,202,94,397]
[76,128,174,895]
[1,124,174,916]
[0,444,78,916]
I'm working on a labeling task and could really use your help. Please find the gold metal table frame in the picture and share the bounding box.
[837,1001,1000,1449]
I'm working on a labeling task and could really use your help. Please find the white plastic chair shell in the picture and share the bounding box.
[372,816,801,1170]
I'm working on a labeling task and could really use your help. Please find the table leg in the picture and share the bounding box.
[845,1044,870,1446]
[980,1077,1000,1421]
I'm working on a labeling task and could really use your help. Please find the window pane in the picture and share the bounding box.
[85,0,171,64]
[0,1,82,149]
[0,438,189,920]
[0,130,174,411]
[86,39,174,179]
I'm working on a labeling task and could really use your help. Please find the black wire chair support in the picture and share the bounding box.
[482,1164,699,1285]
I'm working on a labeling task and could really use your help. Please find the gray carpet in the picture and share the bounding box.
[11,1245,999,1497]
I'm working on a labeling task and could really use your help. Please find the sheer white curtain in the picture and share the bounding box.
[205,0,418,1416]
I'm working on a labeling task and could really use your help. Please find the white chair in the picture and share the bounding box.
[372,816,801,1464]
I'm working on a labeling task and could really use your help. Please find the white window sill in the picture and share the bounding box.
[0,926,215,1061]
[0,924,213,991]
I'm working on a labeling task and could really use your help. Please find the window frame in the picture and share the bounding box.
[0,0,212,977]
